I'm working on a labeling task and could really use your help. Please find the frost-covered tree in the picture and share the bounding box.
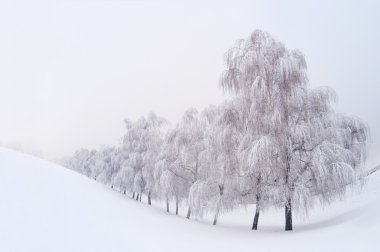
[172,109,206,218]
[63,148,98,178]
[157,109,206,218]
[238,133,280,230]
[233,90,282,231]
[95,146,121,187]
[141,114,166,204]
[155,160,174,212]
[221,29,369,230]
[120,113,166,204]
[112,160,134,195]
[156,129,191,214]
[189,103,240,225]
[286,88,369,212]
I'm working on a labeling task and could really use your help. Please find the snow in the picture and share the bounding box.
[0,147,379,252]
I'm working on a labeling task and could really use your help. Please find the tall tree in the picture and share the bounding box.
[221,29,368,230]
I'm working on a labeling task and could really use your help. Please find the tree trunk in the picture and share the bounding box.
[252,210,260,230]
[213,201,221,225]
[123,189,126,195]
[132,192,135,199]
[175,196,179,215]
[166,198,170,213]
[213,185,224,225]
[285,198,292,231]
[252,206,260,230]
[136,193,139,201]
[284,145,292,231]
[252,196,260,230]
[148,191,152,205]
[213,208,219,226]
[139,193,142,202]
[186,207,191,219]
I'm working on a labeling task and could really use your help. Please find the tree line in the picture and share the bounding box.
[63,30,369,231]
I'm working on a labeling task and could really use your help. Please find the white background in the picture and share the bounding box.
[0,0,379,166]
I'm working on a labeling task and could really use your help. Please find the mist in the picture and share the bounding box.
[1,0,379,167]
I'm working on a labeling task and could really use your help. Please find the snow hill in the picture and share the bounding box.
[0,148,379,252]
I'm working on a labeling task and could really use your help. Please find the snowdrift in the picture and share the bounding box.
[0,147,379,252]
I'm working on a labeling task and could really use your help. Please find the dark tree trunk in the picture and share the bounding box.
[212,211,219,225]
[186,207,191,219]
[252,195,260,230]
[212,204,220,225]
[175,196,179,215]
[148,191,152,205]
[284,145,293,231]
[285,198,292,231]
[123,189,126,195]
[213,185,224,226]
[139,193,142,202]
[166,198,170,213]
[252,207,260,230]
[132,192,135,199]
[136,193,139,201]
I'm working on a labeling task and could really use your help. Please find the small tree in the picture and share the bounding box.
[95,146,121,187]
[121,113,166,203]
[189,103,240,225]
[63,148,98,178]
[163,109,206,219]
[157,129,191,215]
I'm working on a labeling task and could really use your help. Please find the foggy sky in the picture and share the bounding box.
[1,0,379,167]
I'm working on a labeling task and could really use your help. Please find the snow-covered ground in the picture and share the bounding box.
[0,147,379,252]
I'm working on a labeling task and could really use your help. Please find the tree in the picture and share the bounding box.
[113,160,134,195]
[157,128,191,215]
[221,29,368,230]
[141,113,166,205]
[188,103,240,225]
[170,109,206,219]
[63,148,98,178]
[238,134,281,230]
[95,146,121,187]
[155,160,174,212]
[120,113,166,204]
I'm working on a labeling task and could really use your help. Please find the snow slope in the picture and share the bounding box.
[0,147,379,252]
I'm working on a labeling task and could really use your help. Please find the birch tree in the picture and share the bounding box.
[157,129,191,214]
[189,103,240,225]
[121,113,166,203]
[221,29,368,230]
[162,109,206,218]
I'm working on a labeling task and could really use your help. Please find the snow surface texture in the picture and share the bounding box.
[0,147,379,252]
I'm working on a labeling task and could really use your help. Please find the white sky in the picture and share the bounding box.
[1,0,379,166]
